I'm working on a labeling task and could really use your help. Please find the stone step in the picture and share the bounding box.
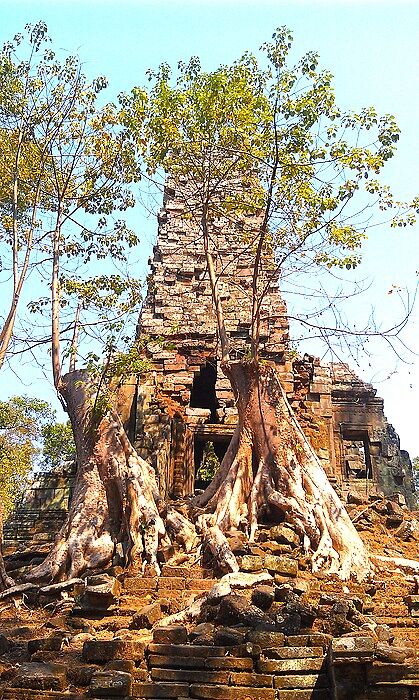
[160,565,213,578]
[264,646,324,659]
[148,654,253,670]
[274,673,330,689]
[147,643,250,658]
[258,657,327,673]
[133,681,189,697]
[83,639,147,663]
[2,691,84,700]
[189,685,276,700]
[150,668,231,684]
[122,577,158,593]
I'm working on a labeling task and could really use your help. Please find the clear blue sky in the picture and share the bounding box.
[1,1,418,455]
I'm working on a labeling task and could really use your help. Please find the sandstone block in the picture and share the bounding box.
[90,670,133,697]
[277,691,330,700]
[152,625,188,644]
[252,586,275,610]
[264,555,298,576]
[273,674,329,689]
[133,681,189,697]
[230,671,272,686]
[130,602,163,629]
[213,626,246,646]
[240,555,265,572]
[148,654,253,670]
[264,646,324,659]
[11,662,67,691]
[190,685,275,700]
[82,640,146,662]
[151,667,230,684]
[258,657,326,673]
[247,630,285,648]
[269,525,300,548]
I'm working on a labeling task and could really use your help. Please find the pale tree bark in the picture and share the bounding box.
[28,370,196,582]
[195,359,371,581]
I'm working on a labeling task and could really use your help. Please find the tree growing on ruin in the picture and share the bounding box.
[121,28,418,580]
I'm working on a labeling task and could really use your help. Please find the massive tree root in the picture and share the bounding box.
[194,359,370,581]
[27,370,195,583]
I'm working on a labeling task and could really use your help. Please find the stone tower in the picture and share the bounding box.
[134,179,415,507]
[135,179,289,497]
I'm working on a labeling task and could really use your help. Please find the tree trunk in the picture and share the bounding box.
[194,359,370,581]
[27,370,183,583]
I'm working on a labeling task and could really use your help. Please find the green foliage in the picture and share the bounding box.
[196,441,220,483]
[0,396,74,516]
[0,22,142,373]
[41,421,75,470]
[121,26,415,280]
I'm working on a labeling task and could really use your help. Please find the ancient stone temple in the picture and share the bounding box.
[133,180,415,508]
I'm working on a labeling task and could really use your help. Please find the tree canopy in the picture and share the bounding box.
[0,395,75,516]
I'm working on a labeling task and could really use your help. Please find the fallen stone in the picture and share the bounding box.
[152,624,188,644]
[67,665,97,687]
[105,659,135,673]
[77,574,121,610]
[247,630,285,648]
[82,639,146,662]
[130,602,162,629]
[264,646,323,659]
[0,634,14,655]
[251,586,275,610]
[213,626,246,646]
[28,636,65,656]
[217,593,273,628]
[90,669,133,697]
[375,643,415,663]
[269,525,300,548]
[11,662,67,691]
[222,571,273,589]
[264,555,298,576]
[240,555,264,572]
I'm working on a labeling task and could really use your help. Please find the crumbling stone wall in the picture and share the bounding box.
[134,179,415,506]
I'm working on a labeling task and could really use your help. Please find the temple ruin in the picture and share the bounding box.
[133,179,415,508]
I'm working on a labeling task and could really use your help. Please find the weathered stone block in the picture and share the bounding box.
[151,667,230,684]
[269,525,300,548]
[258,657,326,673]
[82,640,146,662]
[148,654,253,670]
[240,555,265,572]
[251,586,275,610]
[130,602,162,629]
[152,625,188,644]
[273,674,329,689]
[133,681,189,697]
[264,646,324,659]
[264,555,298,576]
[229,671,273,687]
[189,685,275,700]
[247,630,285,648]
[11,662,67,691]
[90,670,133,697]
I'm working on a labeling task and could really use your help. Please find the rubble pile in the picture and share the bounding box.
[0,492,419,699]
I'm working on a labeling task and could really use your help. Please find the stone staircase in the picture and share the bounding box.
[2,519,419,699]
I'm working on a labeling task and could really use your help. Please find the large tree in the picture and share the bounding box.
[121,28,417,580]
